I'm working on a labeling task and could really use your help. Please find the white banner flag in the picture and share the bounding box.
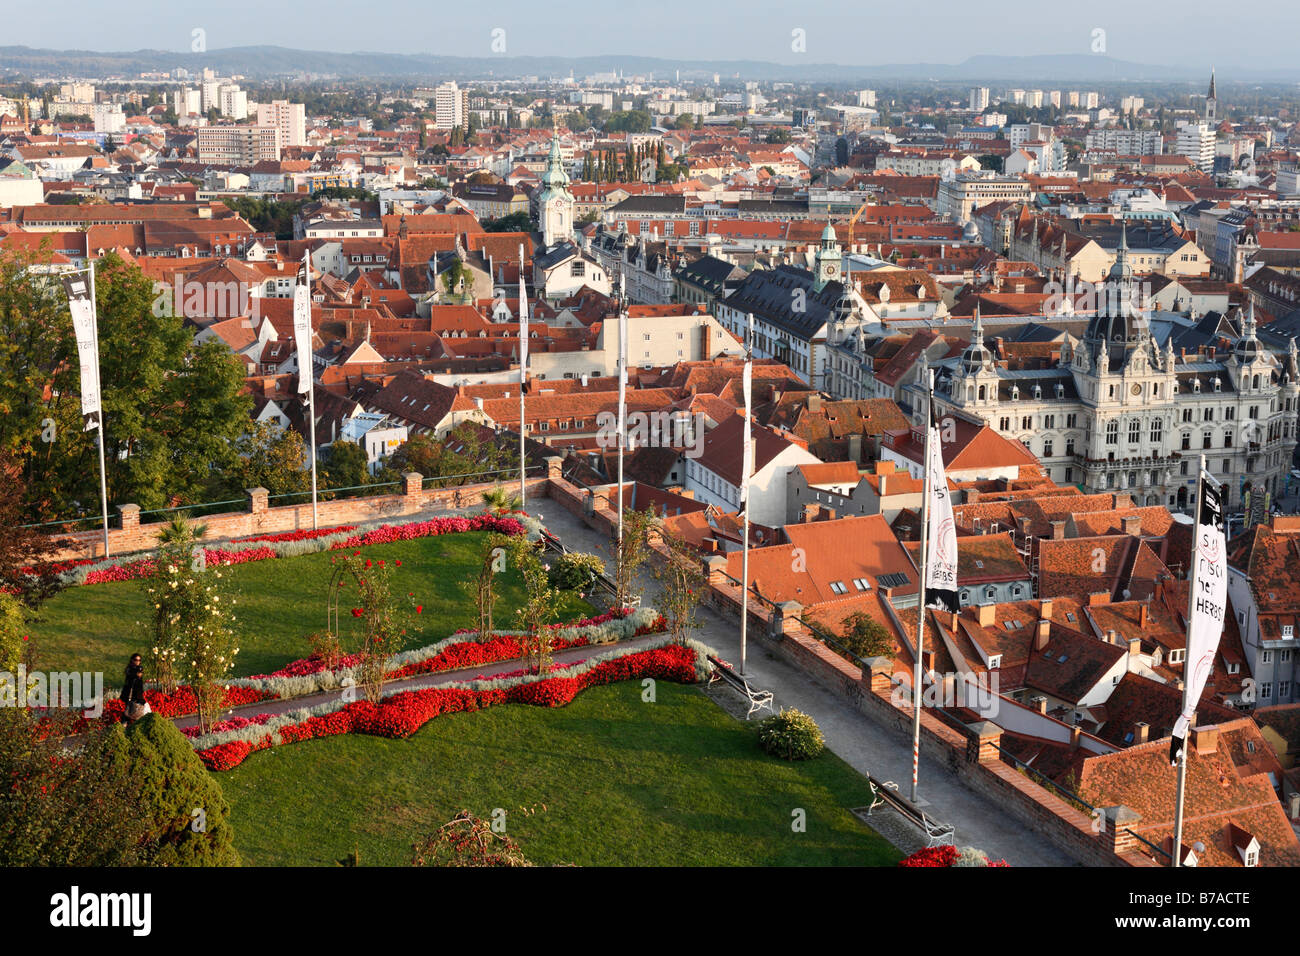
[740,353,753,504]
[1171,471,1227,762]
[292,265,313,396]
[61,273,101,431]
[617,307,627,449]
[925,410,959,612]
[518,246,528,376]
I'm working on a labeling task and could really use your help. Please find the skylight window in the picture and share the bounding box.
[829,581,847,595]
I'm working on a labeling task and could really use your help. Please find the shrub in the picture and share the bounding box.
[548,552,605,591]
[0,710,151,866]
[116,714,240,866]
[757,708,824,761]
[953,846,990,867]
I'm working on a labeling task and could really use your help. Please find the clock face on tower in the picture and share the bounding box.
[823,264,836,278]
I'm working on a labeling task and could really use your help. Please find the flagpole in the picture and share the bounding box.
[1172,453,1207,867]
[616,272,627,592]
[740,312,754,677]
[911,364,932,804]
[518,244,527,511]
[87,260,110,560]
[304,251,318,530]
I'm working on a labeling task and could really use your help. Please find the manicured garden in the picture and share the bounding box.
[30,530,594,679]
[219,679,902,867]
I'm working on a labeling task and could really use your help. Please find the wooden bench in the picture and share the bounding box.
[707,655,774,719]
[865,778,955,848]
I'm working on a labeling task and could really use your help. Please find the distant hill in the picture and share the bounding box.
[0,45,1295,84]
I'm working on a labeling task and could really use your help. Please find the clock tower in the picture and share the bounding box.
[813,223,842,293]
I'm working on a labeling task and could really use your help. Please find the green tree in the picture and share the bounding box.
[505,535,562,672]
[615,507,655,609]
[482,211,533,233]
[605,110,653,134]
[321,440,370,496]
[114,714,241,866]
[142,513,238,729]
[838,610,895,660]
[229,420,309,498]
[0,250,252,522]
[653,526,704,643]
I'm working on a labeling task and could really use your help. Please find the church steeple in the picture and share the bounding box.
[813,223,842,293]
[1206,68,1217,125]
[537,117,574,248]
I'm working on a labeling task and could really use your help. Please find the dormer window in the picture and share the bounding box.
[1011,386,1020,401]
[988,655,1002,669]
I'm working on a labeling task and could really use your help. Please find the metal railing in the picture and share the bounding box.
[420,464,543,490]
[991,740,1096,814]
[1125,828,1173,862]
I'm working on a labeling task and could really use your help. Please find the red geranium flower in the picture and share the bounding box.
[416,605,423,614]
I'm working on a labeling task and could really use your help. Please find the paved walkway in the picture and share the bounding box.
[533,503,1078,867]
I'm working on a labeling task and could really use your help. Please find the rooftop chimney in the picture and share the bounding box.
[1035,618,1050,650]
[977,603,996,627]
[807,393,823,413]
[1040,598,1054,620]
[1128,636,1141,657]
[1122,514,1143,537]
[1134,721,1149,744]
[1089,592,1111,607]
[1138,604,1149,629]
[1190,725,1219,755]
[1050,520,1066,540]
[1032,696,1048,714]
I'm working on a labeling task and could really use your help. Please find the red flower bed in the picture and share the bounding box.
[327,514,525,551]
[197,642,701,770]
[897,846,1010,867]
[100,684,274,724]
[25,514,527,586]
[898,845,958,867]
[230,526,357,545]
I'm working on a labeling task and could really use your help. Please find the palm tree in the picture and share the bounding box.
[481,485,522,514]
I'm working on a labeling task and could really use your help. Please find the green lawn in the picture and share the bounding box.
[30,533,592,680]
[219,681,900,866]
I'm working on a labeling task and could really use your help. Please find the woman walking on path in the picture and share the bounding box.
[119,653,149,722]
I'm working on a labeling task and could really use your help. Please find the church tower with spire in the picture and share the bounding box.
[1206,69,1218,126]
[537,119,574,248]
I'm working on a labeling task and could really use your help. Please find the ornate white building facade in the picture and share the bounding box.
[932,228,1300,511]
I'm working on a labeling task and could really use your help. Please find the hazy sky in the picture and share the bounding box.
[4,0,1297,71]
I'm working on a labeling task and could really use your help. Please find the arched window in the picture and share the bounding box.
[978,385,986,400]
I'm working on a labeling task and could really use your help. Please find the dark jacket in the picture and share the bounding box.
[120,664,146,705]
